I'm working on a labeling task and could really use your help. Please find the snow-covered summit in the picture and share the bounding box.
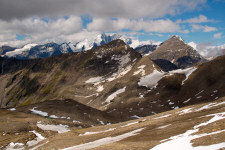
[2,33,160,59]
[5,43,37,57]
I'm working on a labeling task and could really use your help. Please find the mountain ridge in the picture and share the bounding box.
[1,33,160,60]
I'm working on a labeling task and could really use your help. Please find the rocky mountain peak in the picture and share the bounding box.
[170,35,184,42]
[149,35,204,69]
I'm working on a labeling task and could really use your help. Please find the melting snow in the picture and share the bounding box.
[62,128,144,150]
[107,65,132,82]
[49,115,59,119]
[133,65,146,76]
[30,107,48,117]
[154,114,172,119]
[5,142,24,150]
[27,130,45,147]
[96,85,104,92]
[131,115,142,119]
[178,108,193,115]
[29,141,49,150]
[8,108,16,111]
[138,69,164,88]
[105,87,126,103]
[97,119,105,125]
[79,128,116,136]
[121,121,139,127]
[73,120,82,124]
[196,101,225,112]
[168,67,197,85]
[37,123,70,133]
[195,90,204,96]
[151,112,225,150]
[183,98,191,104]
[85,76,104,83]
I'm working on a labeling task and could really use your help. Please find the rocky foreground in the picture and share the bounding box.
[0,97,225,149]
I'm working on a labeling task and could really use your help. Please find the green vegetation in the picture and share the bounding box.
[41,70,62,96]
[6,74,40,106]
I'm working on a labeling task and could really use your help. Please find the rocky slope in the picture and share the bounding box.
[149,35,205,69]
[0,38,225,149]
[1,39,225,121]
[1,97,225,149]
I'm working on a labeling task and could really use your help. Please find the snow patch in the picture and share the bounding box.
[121,121,139,127]
[105,87,126,103]
[30,107,48,117]
[79,128,116,136]
[151,111,225,150]
[96,85,104,92]
[196,101,225,112]
[27,130,45,147]
[178,108,193,115]
[8,108,16,111]
[5,142,24,150]
[133,65,146,76]
[131,115,142,119]
[183,98,191,104]
[138,69,164,88]
[49,115,59,119]
[85,76,104,83]
[154,114,172,119]
[37,123,70,133]
[62,128,144,150]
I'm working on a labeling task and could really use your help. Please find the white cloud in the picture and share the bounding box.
[0,16,83,47]
[177,15,215,23]
[196,42,225,59]
[191,24,217,32]
[0,0,207,20]
[213,32,222,39]
[87,18,185,33]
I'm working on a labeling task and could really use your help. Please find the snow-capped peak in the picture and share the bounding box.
[2,33,161,59]
[5,43,37,57]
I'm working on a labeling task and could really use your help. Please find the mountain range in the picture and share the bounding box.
[0,33,160,60]
[0,35,225,149]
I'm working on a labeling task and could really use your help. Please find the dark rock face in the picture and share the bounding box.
[0,46,16,55]
[153,59,178,72]
[149,35,205,68]
[135,45,158,55]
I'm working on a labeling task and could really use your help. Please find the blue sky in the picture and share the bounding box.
[0,0,224,47]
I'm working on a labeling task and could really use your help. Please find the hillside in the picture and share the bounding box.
[1,97,225,149]
[1,40,225,121]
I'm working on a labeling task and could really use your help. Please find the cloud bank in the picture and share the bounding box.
[0,0,206,20]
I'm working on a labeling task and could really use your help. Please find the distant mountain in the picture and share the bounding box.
[1,33,159,60]
[134,45,158,55]
[149,35,205,68]
[0,46,16,55]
